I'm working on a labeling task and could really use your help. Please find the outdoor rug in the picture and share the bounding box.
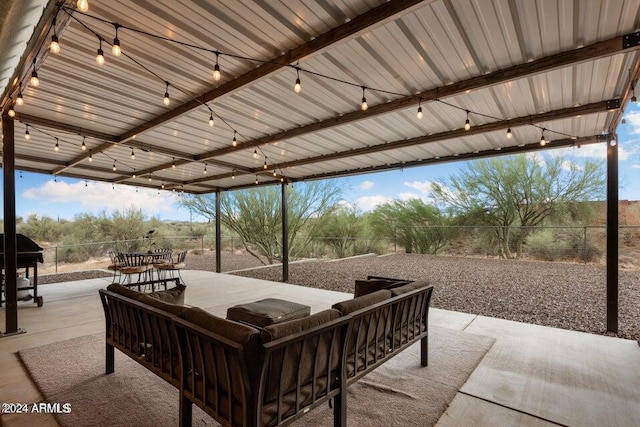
[19,326,494,427]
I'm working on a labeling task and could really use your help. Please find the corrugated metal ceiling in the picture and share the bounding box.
[1,0,639,193]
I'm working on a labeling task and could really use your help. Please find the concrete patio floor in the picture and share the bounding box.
[1,270,639,426]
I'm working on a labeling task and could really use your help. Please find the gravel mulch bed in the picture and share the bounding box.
[38,270,112,284]
[230,253,640,342]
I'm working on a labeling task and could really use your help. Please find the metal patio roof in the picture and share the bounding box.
[1,0,639,194]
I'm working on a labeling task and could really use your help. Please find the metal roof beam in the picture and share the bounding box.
[114,0,426,143]
[183,101,612,186]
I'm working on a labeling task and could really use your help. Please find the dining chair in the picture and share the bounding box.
[117,253,153,290]
[155,250,187,283]
[106,251,122,284]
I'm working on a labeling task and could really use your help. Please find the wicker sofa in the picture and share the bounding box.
[99,278,434,427]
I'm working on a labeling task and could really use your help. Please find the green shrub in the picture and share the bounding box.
[527,230,572,261]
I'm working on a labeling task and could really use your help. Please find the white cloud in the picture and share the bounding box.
[403,181,433,195]
[626,111,640,134]
[560,160,582,171]
[353,195,392,211]
[526,151,546,166]
[398,192,420,201]
[631,164,640,169]
[22,180,179,216]
[358,180,375,190]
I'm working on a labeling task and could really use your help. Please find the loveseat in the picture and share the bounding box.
[99,277,434,427]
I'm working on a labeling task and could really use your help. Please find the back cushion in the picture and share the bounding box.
[148,284,187,305]
[332,289,392,315]
[137,294,186,317]
[390,281,429,297]
[261,309,342,403]
[106,283,144,301]
[354,279,406,298]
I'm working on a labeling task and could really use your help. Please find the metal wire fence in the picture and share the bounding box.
[38,225,640,274]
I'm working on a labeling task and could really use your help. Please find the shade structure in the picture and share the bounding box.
[0,0,637,192]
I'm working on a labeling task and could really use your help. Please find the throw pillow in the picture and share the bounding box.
[147,284,186,305]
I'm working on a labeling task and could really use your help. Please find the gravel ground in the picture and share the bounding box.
[34,251,639,341]
[230,253,640,341]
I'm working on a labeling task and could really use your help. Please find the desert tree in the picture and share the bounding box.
[181,181,342,264]
[431,154,605,259]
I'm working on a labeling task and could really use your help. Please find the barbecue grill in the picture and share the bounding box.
[0,234,44,307]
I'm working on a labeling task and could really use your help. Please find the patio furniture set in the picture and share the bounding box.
[99,276,434,426]
[107,249,187,290]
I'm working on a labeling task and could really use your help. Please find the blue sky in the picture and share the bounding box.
[3,102,640,222]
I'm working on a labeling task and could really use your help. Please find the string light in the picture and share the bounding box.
[263,158,268,169]
[112,25,121,56]
[360,86,368,111]
[253,148,258,158]
[255,175,259,185]
[231,170,235,179]
[30,58,39,87]
[280,176,284,182]
[81,136,86,151]
[464,110,471,131]
[506,128,512,139]
[96,37,105,65]
[294,67,301,93]
[540,128,547,146]
[161,182,165,189]
[209,112,214,126]
[112,159,117,171]
[130,147,135,159]
[213,51,221,81]
[416,99,423,119]
[54,138,59,151]
[8,102,15,118]
[148,175,152,181]
[273,169,277,177]
[132,168,136,178]
[88,152,93,161]
[163,81,170,106]
[85,180,88,187]
[172,158,176,168]
[203,163,207,174]
[232,130,237,147]
[16,84,24,106]
[50,19,60,54]
[76,0,89,12]
[24,125,30,140]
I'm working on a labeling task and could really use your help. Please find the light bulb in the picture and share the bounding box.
[50,35,60,54]
[16,89,24,106]
[506,128,512,139]
[163,83,170,106]
[54,140,59,151]
[263,160,267,169]
[294,78,301,93]
[130,148,135,159]
[232,131,237,147]
[161,183,165,189]
[81,138,86,151]
[132,170,137,178]
[88,153,93,162]
[30,70,39,87]
[172,158,176,169]
[112,160,117,171]
[280,176,284,182]
[273,170,277,177]
[360,87,368,111]
[96,48,104,65]
[464,118,470,131]
[25,129,30,140]
[255,176,259,185]
[213,64,221,81]
[540,131,546,146]
[209,113,214,126]
[77,0,89,12]
[231,171,235,179]
[253,148,258,158]
[8,105,15,118]
[416,106,423,119]
[112,38,121,57]
[203,164,207,174]
[148,176,152,182]
[632,94,638,103]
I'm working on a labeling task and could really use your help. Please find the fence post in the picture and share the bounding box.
[583,226,587,264]
[201,236,204,252]
[55,246,58,273]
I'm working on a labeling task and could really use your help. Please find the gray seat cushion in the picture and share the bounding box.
[227,298,311,328]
